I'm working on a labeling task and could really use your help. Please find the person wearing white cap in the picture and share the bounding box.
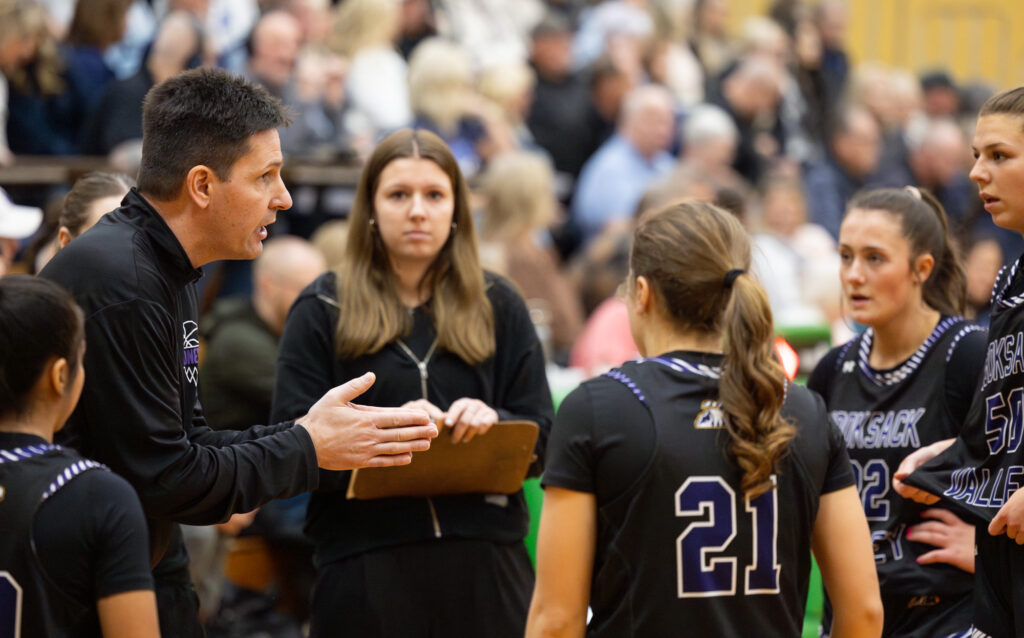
[0,186,42,276]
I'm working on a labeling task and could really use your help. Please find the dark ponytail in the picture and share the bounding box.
[631,201,794,499]
[0,276,84,418]
[846,187,966,316]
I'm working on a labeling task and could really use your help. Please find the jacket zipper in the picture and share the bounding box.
[395,338,442,538]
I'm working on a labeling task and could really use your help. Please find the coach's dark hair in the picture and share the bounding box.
[60,172,135,238]
[846,187,966,316]
[631,201,794,499]
[0,276,83,418]
[137,68,290,200]
[979,86,1024,127]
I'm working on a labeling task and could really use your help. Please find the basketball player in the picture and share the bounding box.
[0,276,158,638]
[896,86,1024,638]
[526,201,883,637]
[808,187,985,636]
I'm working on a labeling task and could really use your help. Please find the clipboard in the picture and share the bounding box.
[346,420,539,499]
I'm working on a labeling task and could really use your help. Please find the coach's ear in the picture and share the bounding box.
[185,165,215,210]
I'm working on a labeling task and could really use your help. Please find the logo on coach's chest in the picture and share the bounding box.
[183,320,199,385]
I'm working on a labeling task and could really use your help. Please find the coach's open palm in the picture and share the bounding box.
[299,372,437,470]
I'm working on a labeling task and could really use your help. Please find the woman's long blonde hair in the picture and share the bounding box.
[335,128,494,364]
[631,201,794,499]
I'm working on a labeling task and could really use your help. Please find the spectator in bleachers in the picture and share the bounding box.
[0,0,42,165]
[396,0,437,59]
[479,150,583,363]
[642,2,704,109]
[80,11,203,156]
[5,1,74,155]
[572,0,651,86]
[526,13,595,182]
[62,0,133,140]
[477,61,540,152]
[752,175,840,329]
[708,54,785,184]
[435,0,542,70]
[245,10,301,99]
[921,70,961,119]
[644,102,750,210]
[963,234,1003,326]
[814,0,849,111]
[330,0,411,142]
[888,117,976,228]
[407,37,515,178]
[802,104,882,239]
[572,83,675,244]
[689,0,737,93]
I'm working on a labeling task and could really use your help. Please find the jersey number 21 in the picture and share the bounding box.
[675,476,781,597]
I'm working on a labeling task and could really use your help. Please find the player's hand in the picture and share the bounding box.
[989,488,1024,543]
[299,372,437,470]
[402,398,445,424]
[443,398,498,444]
[907,508,975,573]
[892,439,954,504]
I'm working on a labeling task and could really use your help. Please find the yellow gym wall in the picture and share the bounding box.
[729,0,1024,89]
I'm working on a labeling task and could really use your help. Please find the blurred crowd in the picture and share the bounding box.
[3,0,1015,373]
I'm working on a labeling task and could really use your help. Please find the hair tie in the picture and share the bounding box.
[724,269,745,288]
[904,185,922,200]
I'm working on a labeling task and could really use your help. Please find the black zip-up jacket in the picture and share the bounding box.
[271,271,553,568]
[40,189,319,565]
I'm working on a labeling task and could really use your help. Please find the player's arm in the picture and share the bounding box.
[892,438,955,504]
[812,485,884,638]
[525,486,596,638]
[97,590,160,638]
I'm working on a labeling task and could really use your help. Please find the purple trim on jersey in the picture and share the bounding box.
[992,260,1017,307]
[858,316,962,386]
[834,338,857,371]
[0,444,61,464]
[945,324,986,363]
[644,356,723,379]
[602,369,647,405]
[40,459,106,502]
[996,259,1024,310]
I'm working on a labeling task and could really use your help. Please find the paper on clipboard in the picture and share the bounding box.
[346,420,539,499]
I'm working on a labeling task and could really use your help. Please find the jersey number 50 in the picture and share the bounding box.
[0,571,22,638]
[675,476,780,598]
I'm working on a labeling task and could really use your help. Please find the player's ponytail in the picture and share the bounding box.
[846,187,966,316]
[630,202,794,499]
[720,271,795,499]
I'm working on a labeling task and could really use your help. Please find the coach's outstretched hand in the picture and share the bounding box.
[299,372,437,470]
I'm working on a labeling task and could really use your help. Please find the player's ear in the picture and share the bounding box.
[913,252,935,286]
[47,356,70,396]
[635,275,652,314]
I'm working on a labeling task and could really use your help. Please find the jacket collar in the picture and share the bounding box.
[120,188,204,284]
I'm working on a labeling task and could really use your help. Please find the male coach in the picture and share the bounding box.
[40,68,436,636]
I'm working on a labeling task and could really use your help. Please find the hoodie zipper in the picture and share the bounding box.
[395,338,442,538]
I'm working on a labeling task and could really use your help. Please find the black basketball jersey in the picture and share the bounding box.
[0,443,105,638]
[907,261,1024,524]
[808,316,984,598]
[543,351,853,638]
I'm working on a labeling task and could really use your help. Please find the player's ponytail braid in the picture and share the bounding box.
[631,202,794,500]
[719,270,795,499]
